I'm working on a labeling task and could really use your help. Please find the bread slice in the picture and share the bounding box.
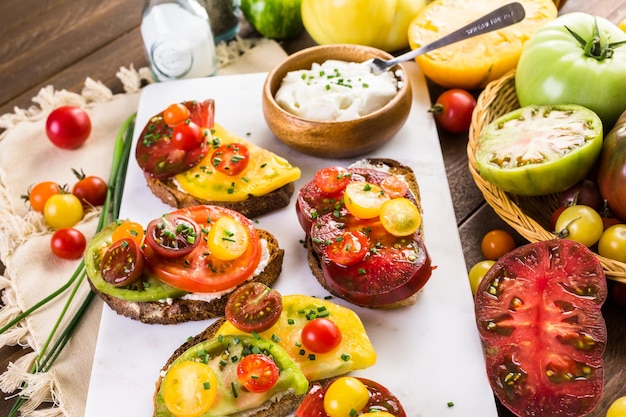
[90,229,284,324]
[304,158,429,309]
[153,316,306,417]
[145,174,295,219]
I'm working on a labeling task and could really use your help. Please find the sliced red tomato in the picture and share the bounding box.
[474,239,607,417]
[210,143,250,176]
[100,238,145,287]
[143,205,261,293]
[236,354,280,393]
[313,166,351,194]
[325,231,369,266]
[136,100,214,179]
[145,214,200,259]
[295,377,407,417]
[225,282,282,332]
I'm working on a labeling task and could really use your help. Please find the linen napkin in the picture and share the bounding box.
[0,37,288,417]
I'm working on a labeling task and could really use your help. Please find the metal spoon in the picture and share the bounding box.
[366,2,526,74]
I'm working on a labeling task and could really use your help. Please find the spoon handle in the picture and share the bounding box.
[387,2,526,68]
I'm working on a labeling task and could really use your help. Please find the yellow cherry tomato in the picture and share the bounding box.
[407,0,557,89]
[207,216,249,261]
[324,377,370,417]
[379,198,422,236]
[468,260,496,295]
[111,220,145,246]
[43,193,84,229]
[344,182,390,219]
[301,0,429,52]
[163,361,218,417]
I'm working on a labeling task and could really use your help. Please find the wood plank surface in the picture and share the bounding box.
[1,0,625,416]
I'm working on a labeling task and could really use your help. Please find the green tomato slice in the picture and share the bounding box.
[474,104,603,196]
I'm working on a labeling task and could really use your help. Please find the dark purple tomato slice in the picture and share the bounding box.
[225,282,282,333]
[136,99,214,179]
[294,377,407,417]
[100,238,145,287]
[475,238,607,417]
[145,214,200,259]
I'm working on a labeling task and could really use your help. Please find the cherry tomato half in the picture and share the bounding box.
[344,181,389,219]
[72,170,108,207]
[44,193,84,229]
[301,318,342,354]
[163,103,191,126]
[100,238,145,287]
[27,181,61,213]
[145,214,200,259]
[380,175,408,199]
[172,121,204,151]
[211,143,250,176]
[111,220,145,246]
[163,361,217,417]
[225,282,282,333]
[45,106,91,149]
[379,198,421,237]
[236,354,280,393]
[313,166,351,194]
[480,229,516,260]
[206,216,249,261]
[430,89,476,134]
[325,230,369,266]
[50,228,87,260]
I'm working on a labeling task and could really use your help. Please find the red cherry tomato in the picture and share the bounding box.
[163,103,190,126]
[72,169,108,207]
[171,121,204,151]
[325,230,369,266]
[225,282,282,333]
[236,354,279,393]
[45,106,92,149]
[380,175,408,199]
[145,214,200,259]
[100,238,145,287]
[301,318,342,354]
[313,166,351,194]
[480,229,516,260]
[50,228,87,260]
[27,181,61,213]
[430,89,476,134]
[211,143,250,176]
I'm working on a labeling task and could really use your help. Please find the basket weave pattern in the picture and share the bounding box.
[467,70,626,282]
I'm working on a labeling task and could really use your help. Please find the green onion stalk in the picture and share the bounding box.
[2,113,136,417]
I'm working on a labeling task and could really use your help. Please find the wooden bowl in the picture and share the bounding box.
[262,44,413,158]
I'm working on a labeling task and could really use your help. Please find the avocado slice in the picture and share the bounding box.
[154,334,309,416]
[84,221,188,302]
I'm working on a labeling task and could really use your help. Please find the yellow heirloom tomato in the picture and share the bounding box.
[301,0,428,52]
[407,0,558,89]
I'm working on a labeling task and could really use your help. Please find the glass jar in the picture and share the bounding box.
[141,0,218,81]
[203,0,240,43]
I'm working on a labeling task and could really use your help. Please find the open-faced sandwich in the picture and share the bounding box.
[153,283,377,416]
[84,205,284,324]
[297,158,433,309]
[136,99,301,218]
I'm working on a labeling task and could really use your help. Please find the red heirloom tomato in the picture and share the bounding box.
[475,239,607,417]
[597,110,626,222]
[50,228,87,260]
[46,106,92,149]
[430,88,476,134]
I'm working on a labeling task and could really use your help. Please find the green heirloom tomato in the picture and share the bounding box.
[516,12,626,128]
[597,110,626,222]
[301,0,428,52]
[474,104,603,196]
[240,0,304,40]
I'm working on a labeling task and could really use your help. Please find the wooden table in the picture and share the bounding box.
[1,1,625,416]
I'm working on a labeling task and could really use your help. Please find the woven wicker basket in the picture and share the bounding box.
[467,70,626,283]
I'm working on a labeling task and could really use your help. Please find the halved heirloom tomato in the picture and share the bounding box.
[136,100,215,179]
[474,239,607,417]
[143,205,262,293]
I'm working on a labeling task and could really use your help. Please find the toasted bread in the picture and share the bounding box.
[303,158,430,309]
[89,229,284,324]
[145,174,295,219]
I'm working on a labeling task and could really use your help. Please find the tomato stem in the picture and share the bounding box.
[566,18,626,61]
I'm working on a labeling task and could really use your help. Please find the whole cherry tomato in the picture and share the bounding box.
[72,169,108,207]
[301,318,342,354]
[45,106,91,149]
[44,193,84,229]
[26,181,61,213]
[50,228,87,260]
[171,121,204,151]
[163,103,190,126]
[430,89,476,133]
[480,229,516,260]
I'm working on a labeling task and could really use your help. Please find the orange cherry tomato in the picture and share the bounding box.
[480,229,516,260]
[27,181,62,213]
[111,220,145,246]
[163,103,190,126]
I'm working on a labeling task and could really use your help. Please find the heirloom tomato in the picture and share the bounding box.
[241,0,304,40]
[516,13,626,128]
[475,239,607,417]
[407,0,557,89]
[301,0,428,52]
[554,205,604,247]
[597,111,626,222]
[474,104,603,196]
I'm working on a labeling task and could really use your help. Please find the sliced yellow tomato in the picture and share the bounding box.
[343,182,389,219]
[206,216,249,261]
[407,0,557,89]
[379,198,422,236]
[163,361,218,417]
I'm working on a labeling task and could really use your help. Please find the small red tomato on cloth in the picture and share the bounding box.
[429,88,476,133]
[46,105,92,149]
[50,228,87,259]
